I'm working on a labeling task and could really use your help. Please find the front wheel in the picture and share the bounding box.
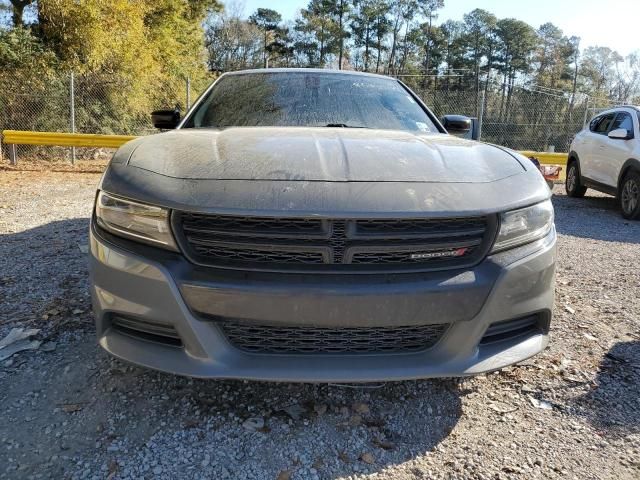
[565,161,586,198]
[620,170,640,220]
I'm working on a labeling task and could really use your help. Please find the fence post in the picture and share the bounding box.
[582,96,590,128]
[9,144,17,166]
[477,85,485,141]
[70,71,76,165]
[186,77,191,110]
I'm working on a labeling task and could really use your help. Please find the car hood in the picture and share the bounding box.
[124,127,526,183]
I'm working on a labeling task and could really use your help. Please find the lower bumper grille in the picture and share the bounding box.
[480,314,547,345]
[217,321,448,354]
[111,315,182,347]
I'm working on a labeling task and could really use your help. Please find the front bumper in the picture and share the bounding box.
[89,224,556,382]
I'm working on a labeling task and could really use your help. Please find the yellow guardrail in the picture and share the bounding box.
[2,129,569,167]
[520,150,568,166]
[2,130,136,149]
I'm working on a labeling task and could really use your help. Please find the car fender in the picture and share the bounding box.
[567,151,582,174]
[568,150,580,162]
[618,158,640,191]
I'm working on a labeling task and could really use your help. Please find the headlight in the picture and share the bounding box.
[94,191,178,251]
[492,200,554,252]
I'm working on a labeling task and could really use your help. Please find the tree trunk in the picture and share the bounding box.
[482,45,493,130]
[375,17,383,73]
[263,29,268,68]
[10,0,32,27]
[388,15,401,74]
[364,25,370,71]
[398,22,410,74]
[474,34,480,116]
[424,14,433,73]
[319,22,325,66]
[338,0,344,70]
[568,51,579,123]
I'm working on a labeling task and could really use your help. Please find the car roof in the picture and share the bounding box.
[219,68,395,81]
[597,106,640,116]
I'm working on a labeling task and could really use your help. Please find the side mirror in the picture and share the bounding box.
[151,108,180,129]
[442,115,478,140]
[608,128,632,140]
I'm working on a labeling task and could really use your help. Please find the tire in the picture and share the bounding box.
[565,160,587,198]
[620,170,640,220]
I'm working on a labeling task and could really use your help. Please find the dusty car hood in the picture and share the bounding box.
[125,128,526,183]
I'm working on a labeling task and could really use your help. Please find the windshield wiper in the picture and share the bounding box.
[324,123,367,128]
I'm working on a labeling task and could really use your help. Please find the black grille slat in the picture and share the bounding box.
[217,321,448,354]
[180,213,326,237]
[191,243,326,264]
[354,217,487,238]
[173,212,493,272]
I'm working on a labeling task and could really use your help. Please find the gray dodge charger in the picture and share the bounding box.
[89,69,556,382]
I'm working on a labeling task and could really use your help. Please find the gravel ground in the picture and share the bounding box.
[1,171,639,480]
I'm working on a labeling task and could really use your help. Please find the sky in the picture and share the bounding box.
[229,0,640,56]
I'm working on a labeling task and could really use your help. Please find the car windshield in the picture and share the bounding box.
[183,71,439,133]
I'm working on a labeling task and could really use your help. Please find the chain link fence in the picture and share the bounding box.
[0,71,215,164]
[1,71,621,164]
[399,75,620,153]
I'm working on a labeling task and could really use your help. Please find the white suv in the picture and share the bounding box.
[567,106,640,219]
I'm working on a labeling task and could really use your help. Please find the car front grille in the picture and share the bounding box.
[172,212,496,273]
[216,320,449,354]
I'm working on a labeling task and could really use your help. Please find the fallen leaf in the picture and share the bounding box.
[282,404,306,421]
[61,403,84,413]
[352,402,370,414]
[313,403,328,415]
[373,438,396,450]
[359,452,375,464]
[41,341,57,352]
[107,459,118,477]
[349,414,363,426]
[488,402,518,414]
[242,417,265,431]
[276,470,292,480]
[363,418,386,428]
[183,419,199,429]
[528,396,552,410]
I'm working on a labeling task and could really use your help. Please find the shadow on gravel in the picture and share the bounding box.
[98,368,464,478]
[1,337,464,479]
[576,341,640,437]
[0,218,91,328]
[552,193,640,244]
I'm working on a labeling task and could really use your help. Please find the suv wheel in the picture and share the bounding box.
[620,170,640,220]
[565,160,587,198]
